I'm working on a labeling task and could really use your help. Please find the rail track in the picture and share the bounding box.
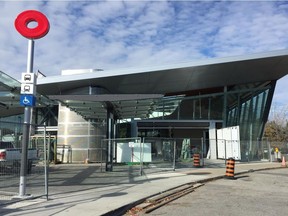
[125,182,204,215]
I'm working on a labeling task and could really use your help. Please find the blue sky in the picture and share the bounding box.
[1,0,288,111]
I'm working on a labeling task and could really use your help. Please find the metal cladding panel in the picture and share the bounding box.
[57,104,106,162]
[58,124,85,136]
[57,133,104,147]
[37,50,288,95]
[137,121,210,128]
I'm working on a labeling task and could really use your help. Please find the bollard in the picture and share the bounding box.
[225,158,236,179]
[193,153,201,168]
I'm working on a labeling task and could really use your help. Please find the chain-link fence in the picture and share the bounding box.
[0,121,49,205]
[55,134,106,164]
[101,137,218,175]
[100,137,286,175]
[267,141,288,162]
[101,137,142,174]
[1,127,282,205]
[142,137,204,171]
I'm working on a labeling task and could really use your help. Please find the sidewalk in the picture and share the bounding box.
[0,161,285,216]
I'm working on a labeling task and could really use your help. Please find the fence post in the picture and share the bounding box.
[44,124,49,200]
[224,139,227,165]
[173,140,176,171]
[47,133,51,163]
[201,137,204,167]
[100,140,103,172]
[268,141,272,162]
[139,138,143,176]
[105,139,113,172]
[54,141,57,165]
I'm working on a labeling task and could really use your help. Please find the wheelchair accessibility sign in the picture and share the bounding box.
[20,94,36,107]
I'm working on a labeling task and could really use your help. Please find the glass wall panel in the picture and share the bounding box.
[150,92,224,121]
[209,95,224,120]
[226,86,272,161]
[175,95,223,120]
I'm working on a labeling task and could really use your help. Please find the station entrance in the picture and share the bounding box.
[135,120,223,159]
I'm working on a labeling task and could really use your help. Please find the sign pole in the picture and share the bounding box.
[19,40,34,197]
[27,40,35,73]
[15,10,49,198]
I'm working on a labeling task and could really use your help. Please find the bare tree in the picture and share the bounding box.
[264,105,288,151]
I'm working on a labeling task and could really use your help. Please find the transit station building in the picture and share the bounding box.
[1,50,288,162]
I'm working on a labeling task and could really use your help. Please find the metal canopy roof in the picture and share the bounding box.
[36,50,288,120]
[1,50,288,120]
[0,71,56,118]
[37,50,288,95]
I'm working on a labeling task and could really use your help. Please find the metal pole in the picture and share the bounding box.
[19,39,34,197]
[267,139,271,162]
[201,137,204,167]
[173,140,176,171]
[44,124,49,200]
[139,138,144,176]
[224,140,227,165]
[53,141,56,164]
[100,140,103,172]
[47,133,51,164]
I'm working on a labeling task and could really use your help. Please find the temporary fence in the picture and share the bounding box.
[100,137,284,175]
[101,137,214,175]
[66,147,105,164]
[266,141,288,162]
[1,126,283,205]
[101,137,142,174]
[55,133,106,164]
[141,137,204,171]
[0,121,49,205]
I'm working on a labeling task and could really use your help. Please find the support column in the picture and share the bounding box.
[130,118,137,137]
[208,121,217,159]
[223,86,228,128]
[106,110,114,171]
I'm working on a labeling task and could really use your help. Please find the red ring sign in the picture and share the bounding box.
[15,10,50,39]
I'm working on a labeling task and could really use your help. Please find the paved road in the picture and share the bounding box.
[150,168,288,216]
[0,162,284,216]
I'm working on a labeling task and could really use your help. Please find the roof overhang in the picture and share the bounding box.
[1,50,288,119]
[37,49,288,96]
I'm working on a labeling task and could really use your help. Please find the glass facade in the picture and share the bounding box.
[226,83,275,140]
[225,82,275,160]
[147,94,224,121]
[137,81,276,161]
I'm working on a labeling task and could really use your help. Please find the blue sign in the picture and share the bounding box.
[20,94,36,107]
